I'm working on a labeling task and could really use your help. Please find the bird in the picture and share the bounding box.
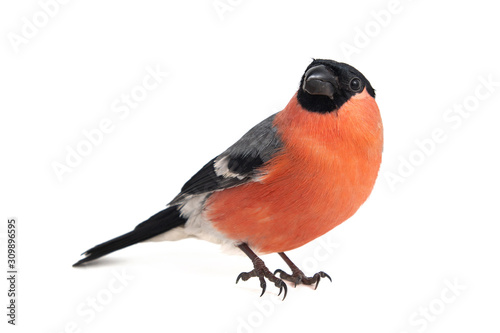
[73,59,383,300]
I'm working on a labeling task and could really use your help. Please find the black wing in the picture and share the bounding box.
[169,113,282,205]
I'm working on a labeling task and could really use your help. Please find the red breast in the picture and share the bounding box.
[205,89,383,254]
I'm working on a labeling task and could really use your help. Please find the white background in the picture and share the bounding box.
[1,0,499,332]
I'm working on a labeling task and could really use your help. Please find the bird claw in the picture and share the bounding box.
[236,270,256,284]
[236,261,287,300]
[259,277,267,297]
[274,268,332,289]
[277,281,288,299]
[313,271,332,289]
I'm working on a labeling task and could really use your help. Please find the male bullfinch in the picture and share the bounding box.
[74,59,383,300]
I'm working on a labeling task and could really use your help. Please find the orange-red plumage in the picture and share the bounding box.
[74,59,382,298]
[206,89,383,254]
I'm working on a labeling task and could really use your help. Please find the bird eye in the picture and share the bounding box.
[349,78,362,92]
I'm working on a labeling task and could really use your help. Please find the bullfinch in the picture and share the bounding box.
[73,59,383,300]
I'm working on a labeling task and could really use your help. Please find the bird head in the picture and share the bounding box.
[297,59,376,113]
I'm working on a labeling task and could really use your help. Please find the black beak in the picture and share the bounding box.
[302,65,337,100]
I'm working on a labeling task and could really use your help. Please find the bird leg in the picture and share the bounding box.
[274,252,332,289]
[236,243,288,300]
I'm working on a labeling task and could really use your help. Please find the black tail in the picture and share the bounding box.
[73,206,185,267]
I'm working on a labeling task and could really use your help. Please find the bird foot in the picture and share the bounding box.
[274,268,331,289]
[236,257,288,300]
